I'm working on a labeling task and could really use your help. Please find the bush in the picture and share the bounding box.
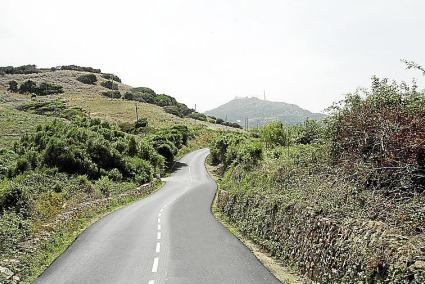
[108,168,123,182]
[163,105,183,117]
[329,76,425,192]
[36,82,64,95]
[94,176,113,196]
[235,141,263,167]
[295,119,324,144]
[131,87,156,95]
[101,80,119,90]
[0,65,40,75]
[155,143,175,166]
[101,90,121,99]
[59,65,101,73]
[123,92,134,100]
[77,74,97,84]
[18,80,63,96]
[8,80,18,92]
[189,112,207,121]
[260,122,290,147]
[19,80,37,94]
[132,158,153,184]
[101,73,121,83]
[0,211,31,254]
[135,118,148,129]
[222,121,242,129]
[0,180,31,215]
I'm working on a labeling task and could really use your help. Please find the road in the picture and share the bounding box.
[36,149,281,284]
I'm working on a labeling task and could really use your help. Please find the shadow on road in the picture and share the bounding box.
[171,161,188,173]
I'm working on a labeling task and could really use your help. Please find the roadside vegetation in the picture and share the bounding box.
[210,74,425,283]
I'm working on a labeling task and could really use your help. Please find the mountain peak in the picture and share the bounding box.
[205,97,325,127]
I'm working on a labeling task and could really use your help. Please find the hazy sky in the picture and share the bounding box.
[1,0,425,112]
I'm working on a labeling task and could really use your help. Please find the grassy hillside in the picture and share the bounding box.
[0,68,233,131]
[0,65,222,283]
[205,97,326,127]
[209,76,425,283]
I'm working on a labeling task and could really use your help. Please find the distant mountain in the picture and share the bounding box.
[205,97,326,127]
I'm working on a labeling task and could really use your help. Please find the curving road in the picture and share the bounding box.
[36,149,280,284]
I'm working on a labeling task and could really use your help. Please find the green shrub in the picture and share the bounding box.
[19,80,37,94]
[0,211,31,254]
[18,80,63,96]
[123,92,134,100]
[154,143,175,166]
[101,90,121,99]
[132,158,153,184]
[60,65,101,73]
[127,136,138,156]
[0,180,32,215]
[101,80,118,90]
[216,118,224,124]
[294,119,324,144]
[77,74,97,84]
[189,112,207,121]
[0,65,40,75]
[7,80,18,92]
[36,82,64,95]
[329,76,425,192]
[108,168,122,182]
[260,121,291,147]
[101,73,121,83]
[94,176,113,196]
[235,141,263,167]
[135,118,148,129]
[131,87,156,95]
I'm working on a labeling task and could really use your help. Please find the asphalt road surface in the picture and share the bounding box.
[36,149,281,284]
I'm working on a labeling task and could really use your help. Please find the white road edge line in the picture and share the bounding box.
[152,257,159,272]
[157,232,161,240]
[156,242,160,253]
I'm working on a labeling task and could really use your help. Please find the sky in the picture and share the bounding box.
[1,0,425,113]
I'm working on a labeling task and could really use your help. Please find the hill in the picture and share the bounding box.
[0,65,238,136]
[205,97,326,127]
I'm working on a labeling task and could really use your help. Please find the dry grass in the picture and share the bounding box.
[0,104,55,149]
[0,69,234,131]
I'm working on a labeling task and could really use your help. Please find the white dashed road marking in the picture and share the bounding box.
[157,232,161,240]
[152,257,159,272]
[156,242,160,253]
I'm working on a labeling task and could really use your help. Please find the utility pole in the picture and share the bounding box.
[135,103,139,122]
